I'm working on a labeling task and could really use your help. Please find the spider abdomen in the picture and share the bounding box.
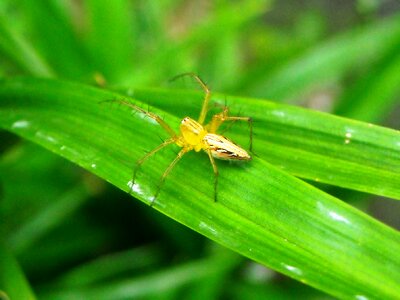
[203,133,251,161]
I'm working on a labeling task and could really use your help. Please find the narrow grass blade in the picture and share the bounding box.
[0,243,36,300]
[14,0,92,79]
[84,0,134,83]
[0,14,53,76]
[39,252,240,300]
[242,13,400,101]
[334,43,400,123]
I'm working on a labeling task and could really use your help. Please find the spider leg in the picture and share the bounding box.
[207,107,253,152]
[102,99,177,138]
[131,138,177,193]
[169,73,210,125]
[206,149,219,202]
[152,148,188,205]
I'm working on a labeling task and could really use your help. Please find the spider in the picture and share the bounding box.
[112,73,253,205]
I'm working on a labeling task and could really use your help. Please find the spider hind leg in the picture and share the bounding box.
[207,107,253,152]
[103,99,177,138]
[206,149,219,202]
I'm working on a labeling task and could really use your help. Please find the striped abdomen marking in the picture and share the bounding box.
[203,133,251,161]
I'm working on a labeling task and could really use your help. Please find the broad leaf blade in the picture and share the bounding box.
[0,78,399,299]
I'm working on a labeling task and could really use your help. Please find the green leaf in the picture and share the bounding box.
[84,0,134,83]
[39,251,240,300]
[125,0,271,85]
[334,42,400,123]
[0,243,36,300]
[14,0,92,79]
[0,78,399,299]
[50,245,164,288]
[0,142,90,254]
[0,14,53,76]
[131,87,400,200]
[8,184,90,254]
[241,12,400,101]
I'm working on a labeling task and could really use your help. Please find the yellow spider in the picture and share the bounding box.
[112,73,252,205]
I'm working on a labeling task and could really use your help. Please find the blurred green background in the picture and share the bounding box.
[1,0,400,299]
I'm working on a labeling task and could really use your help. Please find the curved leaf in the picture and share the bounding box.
[0,78,399,299]
[130,87,400,200]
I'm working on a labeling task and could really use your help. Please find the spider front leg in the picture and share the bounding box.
[130,138,176,195]
[102,99,182,201]
[153,148,188,205]
[102,99,177,138]
[207,106,253,152]
[169,73,211,125]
